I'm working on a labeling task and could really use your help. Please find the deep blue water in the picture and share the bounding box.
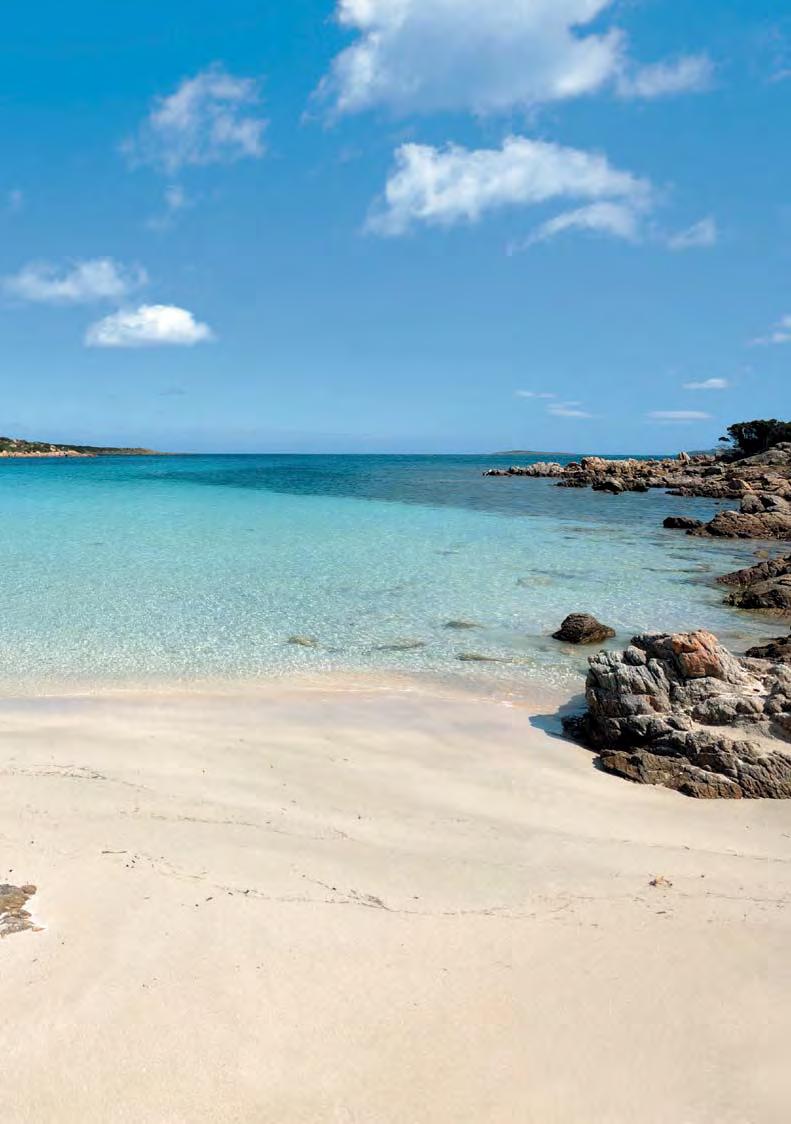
[0,453,769,689]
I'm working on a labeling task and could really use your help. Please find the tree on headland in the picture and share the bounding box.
[718,419,791,459]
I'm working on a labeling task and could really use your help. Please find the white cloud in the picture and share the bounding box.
[753,314,791,346]
[85,304,214,348]
[524,200,642,247]
[682,377,728,391]
[368,135,650,236]
[548,401,593,418]
[648,410,711,421]
[125,66,267,174]
[321,0,711,116]
[516,390,556,399]
[3,258,147,304]
[668,216,718,250]
[617,55,713,99]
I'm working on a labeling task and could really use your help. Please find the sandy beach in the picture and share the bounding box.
[1,676,789,1123]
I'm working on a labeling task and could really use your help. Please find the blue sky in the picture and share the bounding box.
[1,0,789,453]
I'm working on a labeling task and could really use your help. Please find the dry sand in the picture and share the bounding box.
[1,676,789,1123]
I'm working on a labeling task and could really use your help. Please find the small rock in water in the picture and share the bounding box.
[443,619,480,630]
[663,516,704,530]
[745,634,791,663]
[374,639,427,652]
[457,652,507,663]
[591,479,624,494]
[552,614,616,644]
[287,635,319,648]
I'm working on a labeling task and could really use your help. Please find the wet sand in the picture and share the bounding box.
[1,677,789,1122]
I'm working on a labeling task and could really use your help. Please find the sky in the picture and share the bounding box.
[0,0,789,454]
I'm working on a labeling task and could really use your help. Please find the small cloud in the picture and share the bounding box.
[682,377,728,390]
[3,258,147,304]
[124,65,267,175]
[520,200,643,249]
[516,390,556,399]
[548,401,593,418]
[752,313,791,346]
[668,216,717,250]
[85,304,214,348]
[618,55,714,98]
[6,189,24,213]
[647,410,711,422]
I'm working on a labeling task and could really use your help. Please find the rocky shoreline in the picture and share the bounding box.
[484,442,791,527]
[0,435,159,458]
[0,449,91,458]
[485,436,791,797]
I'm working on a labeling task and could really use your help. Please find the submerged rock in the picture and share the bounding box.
[553,613,616,645]
[287,635,319,648]
[443,619,481,630]
[563,630,791,798]
[373,639,427,652]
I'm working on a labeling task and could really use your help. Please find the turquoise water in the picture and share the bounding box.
[0,454,771,690]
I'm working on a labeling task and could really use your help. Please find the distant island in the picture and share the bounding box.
[0,435,159,458]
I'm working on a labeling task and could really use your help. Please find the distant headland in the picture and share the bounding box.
[491,449,574,457]
[0,435,160,458]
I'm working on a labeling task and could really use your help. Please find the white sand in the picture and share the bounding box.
[1,676,789,1123]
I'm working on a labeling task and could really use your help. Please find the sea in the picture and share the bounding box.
[0,453,772,691]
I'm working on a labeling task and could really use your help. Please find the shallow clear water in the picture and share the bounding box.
[0,453,772,690]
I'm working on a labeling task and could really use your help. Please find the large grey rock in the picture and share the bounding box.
[736,442,791,468]
[740,492,791,515]
[563,630,791,798]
